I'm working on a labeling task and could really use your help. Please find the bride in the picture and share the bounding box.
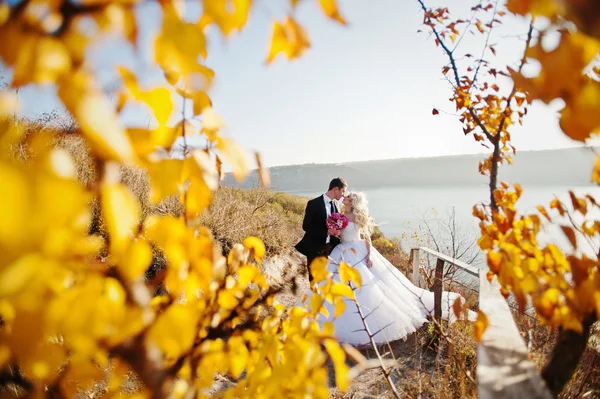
[298,191,475,347]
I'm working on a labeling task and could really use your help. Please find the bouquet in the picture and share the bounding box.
[326,212,349,231]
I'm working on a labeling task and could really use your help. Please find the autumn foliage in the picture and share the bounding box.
[419,0,600,394]
[0,0,367,397]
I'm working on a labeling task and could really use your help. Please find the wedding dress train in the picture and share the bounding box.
[298,222,475,346]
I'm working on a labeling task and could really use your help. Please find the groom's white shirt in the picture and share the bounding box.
[323,193,333,244]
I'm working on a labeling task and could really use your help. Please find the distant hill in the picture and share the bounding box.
[223,147,599,192]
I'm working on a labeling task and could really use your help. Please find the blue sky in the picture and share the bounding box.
[4,0,596,167]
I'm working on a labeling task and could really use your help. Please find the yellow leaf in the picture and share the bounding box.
[228,336,250,379]
[318,0,346,25]
[310,294,323,315]
[334,297,345,318]
[559,80,600,142]
[322,321,335,336]
[310,257,329,283]
[60,357,105,397]
[92,3,137,43]
[538,288,561,319]
[199,0,251,36]
[118,67,176,148]
[182,150,218,217]
[121,239,152,281]
[474,311,489,342]
[201,107,225,137]
[452,297,465,320]
[487,251,502,273]
[0,253,42,297]
[513,31,599,105]
[255,152,270,188]
[563,312,583,333]
[266,17,310,63]
[537,205,551,222]
[550,198,566,217]
[192,91,212,116]
[216,137,249,182]
[146,304,200,361]
[218,290,238,310]
[237,264,259,287]
[0,91,19,118]
[324,339,350,391]
[0,3,9,26]
[126,128,156,159]
[242,236,265,262]
[0,164,29,248]
[330,283,354,299]
[216,155,224,181]
[593,155,600,184]
[339,262,361,288]
[561,225,577,248]
[477,234,494,250]
[506,0,562,17]
[59,77,135,161]
[101,174,141,256]
[155,4,214,97]
[12,37,71,87]
[173,120,198,140]
[140,87,174,130]
[147,159,184,203]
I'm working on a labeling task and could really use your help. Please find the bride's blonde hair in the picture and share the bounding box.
[344,192,375,236]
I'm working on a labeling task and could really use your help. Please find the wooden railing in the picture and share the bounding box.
[410,247,553,399]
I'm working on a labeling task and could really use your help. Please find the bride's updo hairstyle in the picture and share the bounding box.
[345,192,375,236]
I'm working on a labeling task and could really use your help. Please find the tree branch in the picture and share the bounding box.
[417,0,496,143]
[489,20,534,209]
[541,312,598,396]
[469,0,500,92]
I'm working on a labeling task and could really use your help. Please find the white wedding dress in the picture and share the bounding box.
[298,222,475,346]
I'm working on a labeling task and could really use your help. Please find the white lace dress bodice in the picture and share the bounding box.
[340,221,361,243]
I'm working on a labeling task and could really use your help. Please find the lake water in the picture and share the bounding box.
[283,185,600,268]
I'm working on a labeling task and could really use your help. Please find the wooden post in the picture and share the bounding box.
[411,248,422,288]
[433,258,444,322]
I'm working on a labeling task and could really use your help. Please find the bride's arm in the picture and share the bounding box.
[364,232,373,268]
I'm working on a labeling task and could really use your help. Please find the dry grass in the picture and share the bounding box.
[197,187,306,256]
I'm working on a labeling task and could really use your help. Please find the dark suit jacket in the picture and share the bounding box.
[295,195,340,259]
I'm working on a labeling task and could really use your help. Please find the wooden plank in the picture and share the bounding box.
[477,273,553,399]
[433,258,444,321]
[411,248,425,288]
[415,246,480,277]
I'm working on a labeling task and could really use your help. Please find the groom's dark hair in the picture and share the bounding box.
[328,177,347,191]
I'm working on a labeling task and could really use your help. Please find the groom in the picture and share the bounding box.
[295,177,347,282]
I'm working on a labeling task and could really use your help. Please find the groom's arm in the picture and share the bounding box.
[302,200,314,232]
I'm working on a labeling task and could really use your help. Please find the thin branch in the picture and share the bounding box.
[181,96,189,226]
[252,192,280,216]
[488,20,534,209]
[469,0,500,92]
[417,0,495,143]
[348,282,401,399]
[451,0,485,53]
